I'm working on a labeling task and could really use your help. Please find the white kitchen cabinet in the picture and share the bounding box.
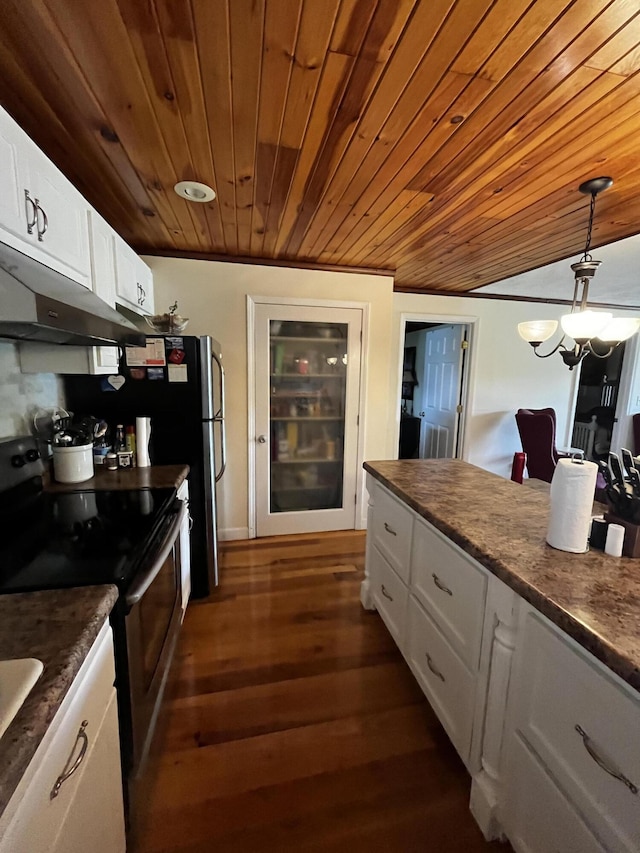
[114,234,154,315]
[178,479,191,618]
[0,621,126,853]
[18,211,122,375]
[363,473,640,852]
[406,594,477,761]
[0,106,91,290]
[368,542,408,648]
[502,606,640,853]
[363,475,487,769]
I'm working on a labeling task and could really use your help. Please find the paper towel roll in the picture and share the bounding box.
[546,458,598,553]
[136,417,151,468]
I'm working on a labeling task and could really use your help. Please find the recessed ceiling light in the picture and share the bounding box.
[174,181,216,203]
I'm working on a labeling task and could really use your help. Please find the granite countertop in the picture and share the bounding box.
[45,463,189,492]
[0,586,118,820]
[364,459,640,693]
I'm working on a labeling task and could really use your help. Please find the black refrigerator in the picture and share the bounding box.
[63,335,226,598]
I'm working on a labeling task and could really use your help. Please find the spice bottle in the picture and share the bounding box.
[114,424,126,452]
[125,425,136,456]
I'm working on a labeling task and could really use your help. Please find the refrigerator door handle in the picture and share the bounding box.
[211,348,225,421]
[212,347,226,482]
[214,416,226,482]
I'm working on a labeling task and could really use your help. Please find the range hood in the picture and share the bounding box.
[0,242,145,347]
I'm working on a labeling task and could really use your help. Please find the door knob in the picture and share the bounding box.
[257,435,267,443]
[419,411,425,417]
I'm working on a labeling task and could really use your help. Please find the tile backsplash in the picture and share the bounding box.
[0,341,66,438]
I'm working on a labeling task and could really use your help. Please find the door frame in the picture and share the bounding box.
[395,312,478,460]
[246,295,371,539]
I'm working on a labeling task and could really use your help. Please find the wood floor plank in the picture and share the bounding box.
[131,531,508,852]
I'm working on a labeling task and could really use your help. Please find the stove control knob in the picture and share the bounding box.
[11,454,26,468]
[25,449,41,462]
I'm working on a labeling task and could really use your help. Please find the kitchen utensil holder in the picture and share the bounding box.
[603,512,640,558]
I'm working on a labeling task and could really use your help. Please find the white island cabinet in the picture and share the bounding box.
[0,620,126,853]
[362,473,640,853]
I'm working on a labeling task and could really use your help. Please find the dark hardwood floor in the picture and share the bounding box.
[131,531,507,852]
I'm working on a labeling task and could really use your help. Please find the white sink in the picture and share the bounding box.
[0,658,44,739]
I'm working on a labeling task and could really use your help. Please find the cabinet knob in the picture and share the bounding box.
[257,434,267,444]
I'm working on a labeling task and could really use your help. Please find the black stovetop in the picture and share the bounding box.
[0,480,176,595]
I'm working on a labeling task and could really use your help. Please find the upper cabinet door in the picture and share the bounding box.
[88,210,116,306]
[0,107,35,248]
[0,106,91,289]
[26,145,92,288]
[114,236,154,315]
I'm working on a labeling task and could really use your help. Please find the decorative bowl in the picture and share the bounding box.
[146,313,189,334]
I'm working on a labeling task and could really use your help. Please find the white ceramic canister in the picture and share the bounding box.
[52,443,94,484]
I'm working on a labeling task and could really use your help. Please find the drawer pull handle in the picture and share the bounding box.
[426,653,445,682]
[50,720,89,799]
[384,522,397,536]
[381,584,393,602]
[432,573,453,596]
[575,725,638,795]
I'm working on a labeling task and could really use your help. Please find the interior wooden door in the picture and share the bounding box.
[254,303,363,537]
[419,325,464,459]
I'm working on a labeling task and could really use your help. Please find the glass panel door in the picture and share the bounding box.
[270,320,347,514]
[254,302,363,537]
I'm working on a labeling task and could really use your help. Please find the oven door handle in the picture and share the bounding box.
[125,501,187,608]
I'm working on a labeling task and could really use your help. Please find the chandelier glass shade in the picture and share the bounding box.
[517,177,640,369]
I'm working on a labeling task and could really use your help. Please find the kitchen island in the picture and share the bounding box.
[363,459,639,853]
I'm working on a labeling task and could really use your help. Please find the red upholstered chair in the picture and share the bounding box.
[515,408,564,483]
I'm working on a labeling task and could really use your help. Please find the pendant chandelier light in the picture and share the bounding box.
[518,177,640,370]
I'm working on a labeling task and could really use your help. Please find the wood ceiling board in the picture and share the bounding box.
[252,0,302,256]
[192,0,239,253]
[281,0,419,258]
[45,0,201,249]
[1,0,640,294]
[362,72,640,271]
[153,0,227,251]
[260,0,343,257]
[293,0,486,259]
[322,0,616,261]
[0,1,165,246]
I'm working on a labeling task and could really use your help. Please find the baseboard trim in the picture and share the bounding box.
[218,527,250,541]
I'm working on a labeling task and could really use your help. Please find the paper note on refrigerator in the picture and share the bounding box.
[125,338,166,366]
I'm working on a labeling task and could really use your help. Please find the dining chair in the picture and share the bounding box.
[515,408,564,483]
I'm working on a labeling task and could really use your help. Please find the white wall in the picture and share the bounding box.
[146,257,394,538]
[147,255,640,537]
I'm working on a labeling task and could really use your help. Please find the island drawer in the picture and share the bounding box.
[406,595,475,764]
[510,611,640,853]
[411,517,487,671]
[505,733,606,853]
[370,545,408,649]
[370,481,413,584]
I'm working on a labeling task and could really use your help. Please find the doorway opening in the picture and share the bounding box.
[570,343,626,461]
[397,315,474,460]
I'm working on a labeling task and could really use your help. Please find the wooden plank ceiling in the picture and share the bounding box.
[1,0,640,294]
